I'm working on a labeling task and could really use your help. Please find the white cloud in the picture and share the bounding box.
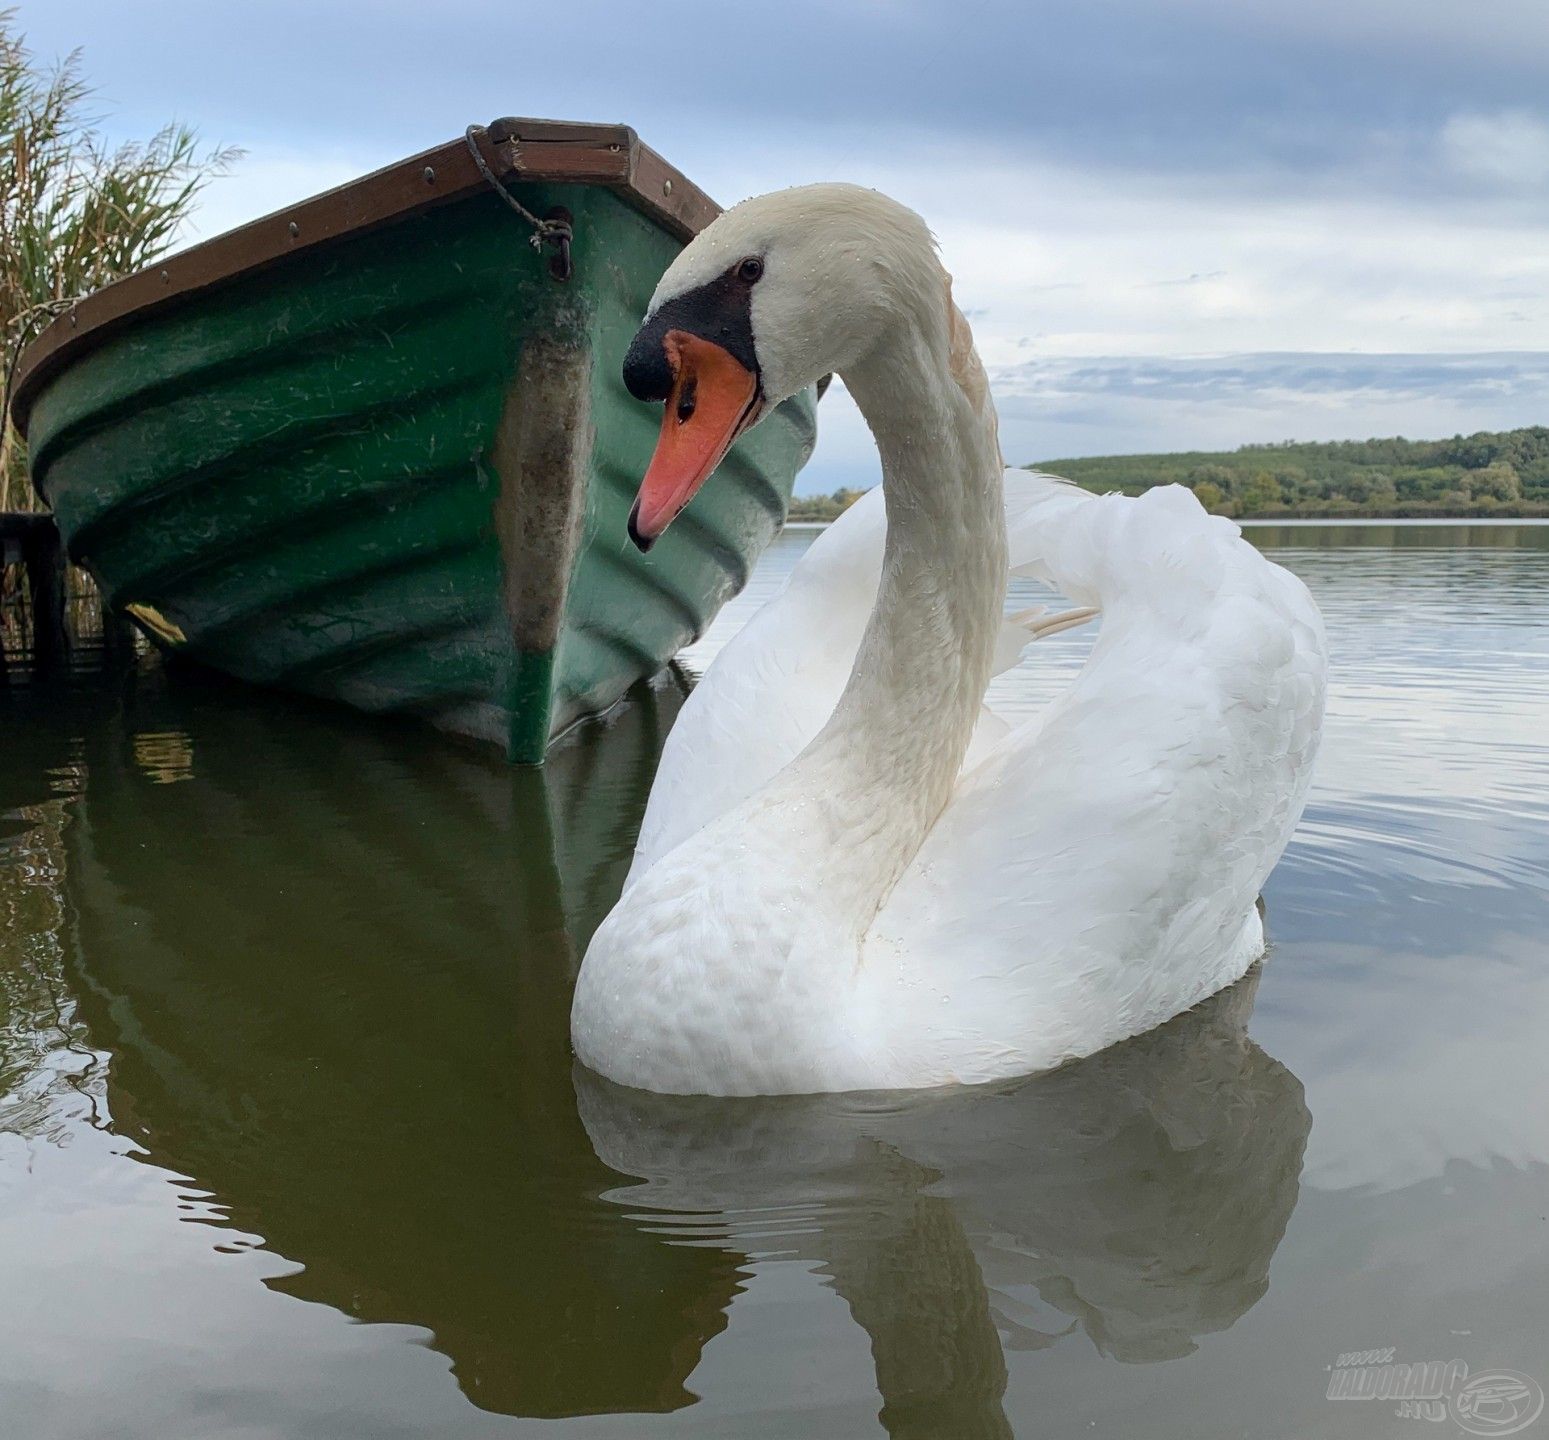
[993,352,1549,465]
[698,139,1549,486]
[1438,109,1549,188]
[156,72,1549,495]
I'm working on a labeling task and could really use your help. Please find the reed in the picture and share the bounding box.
[1,8,238,512]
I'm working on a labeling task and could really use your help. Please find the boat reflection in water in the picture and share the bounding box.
[55,664,1309,1429]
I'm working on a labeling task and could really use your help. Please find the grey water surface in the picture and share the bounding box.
[1,521,1546,1439]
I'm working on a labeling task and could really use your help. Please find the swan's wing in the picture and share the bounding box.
[626,490,888,884]
[627,480,1058,884]
[860,482,1327,1084]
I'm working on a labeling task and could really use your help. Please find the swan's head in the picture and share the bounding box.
[621,183,941,549]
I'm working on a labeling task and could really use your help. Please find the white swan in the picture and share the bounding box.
[572,184,1326,1096]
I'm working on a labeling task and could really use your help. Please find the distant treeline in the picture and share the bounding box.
[1029,427,1549,518]
[789,427,1549,521]
[787,488,869,522]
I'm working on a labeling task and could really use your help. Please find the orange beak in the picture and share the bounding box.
[628,330,761,551]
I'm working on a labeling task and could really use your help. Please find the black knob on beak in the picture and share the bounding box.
[623,321,676,402]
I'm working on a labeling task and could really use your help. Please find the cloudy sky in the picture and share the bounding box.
[18,0,1549,491]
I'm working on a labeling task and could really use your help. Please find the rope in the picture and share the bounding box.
[463,125,573,278]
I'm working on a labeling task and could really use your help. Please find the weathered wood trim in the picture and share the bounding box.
[8,117,718,437]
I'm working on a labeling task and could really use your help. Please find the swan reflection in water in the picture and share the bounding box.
[580,964,1306,1435]
[38,665,1307,1429]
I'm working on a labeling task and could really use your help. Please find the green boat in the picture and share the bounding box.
[6,118,818,761]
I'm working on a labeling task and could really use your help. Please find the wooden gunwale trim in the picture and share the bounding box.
[8,116,719,437]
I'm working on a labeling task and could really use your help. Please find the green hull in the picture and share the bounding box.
[16,133,816,761]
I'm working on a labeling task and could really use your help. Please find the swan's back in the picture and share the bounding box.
[858,480,1327,1085]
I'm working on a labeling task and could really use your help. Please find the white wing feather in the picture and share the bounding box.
[628,480,1050,884]
[857,480,1326,1082]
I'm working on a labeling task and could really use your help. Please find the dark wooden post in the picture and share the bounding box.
[26,515,67,671]
[2,512,68,672]
[0,523,14,683]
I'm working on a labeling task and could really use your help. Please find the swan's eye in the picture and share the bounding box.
[737,256,764,284]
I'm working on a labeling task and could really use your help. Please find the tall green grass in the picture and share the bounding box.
[1,8,237,512]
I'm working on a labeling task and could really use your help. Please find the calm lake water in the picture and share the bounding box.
[2,520,1547,1439]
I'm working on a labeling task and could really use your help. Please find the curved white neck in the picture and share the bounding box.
[783,304,1007,925]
